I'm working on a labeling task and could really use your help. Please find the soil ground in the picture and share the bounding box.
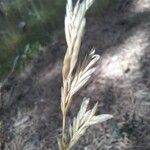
[0,0,150,149]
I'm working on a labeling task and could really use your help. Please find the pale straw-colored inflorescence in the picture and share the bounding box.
[68,98,113,149]
[59,0,113,149]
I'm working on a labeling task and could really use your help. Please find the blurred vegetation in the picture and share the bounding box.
[0,0,117,79]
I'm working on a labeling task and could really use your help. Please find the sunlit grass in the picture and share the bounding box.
[0,0,65,78]
[0,0,117,79]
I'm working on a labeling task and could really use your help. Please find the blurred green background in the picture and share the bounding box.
[0,0,117,79]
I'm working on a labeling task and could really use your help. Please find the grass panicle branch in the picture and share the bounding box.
[68,98,113,149]
[58,0,113,149]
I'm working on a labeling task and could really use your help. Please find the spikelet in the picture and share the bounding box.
[61,49,100,115]
[63,0,95,80]
[61,0,96,116]
[68,98,113,149]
